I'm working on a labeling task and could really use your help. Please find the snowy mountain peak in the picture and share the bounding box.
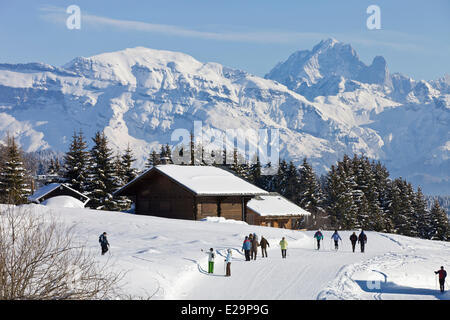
[0,41,448,195]
[63,47,206,84]
[265,39,393,92]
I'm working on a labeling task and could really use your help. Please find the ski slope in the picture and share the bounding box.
[11,204,450,300]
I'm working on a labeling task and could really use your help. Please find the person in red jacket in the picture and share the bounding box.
[435,266,447,293]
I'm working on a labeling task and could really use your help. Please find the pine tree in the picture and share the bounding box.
[297,158,325,228]
[111,152,132,211]
[273,160,288,194]
[414,187,431,239]
[325,160,358,229]
[63,130,90,193]
[121,144,137,184]
[231,147,247,178]
[429,200,450,241]
[0,136,30,204]
[146,150,160,168]
[248,156,262,187]
[389,179,415,236]
[283,161,300,202]
[86,131,118,210]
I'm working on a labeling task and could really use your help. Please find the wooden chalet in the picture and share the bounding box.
[28,183,90,206]
[246,193,311,229]
[114,165,268,221]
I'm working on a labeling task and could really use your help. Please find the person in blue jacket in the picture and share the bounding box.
[331,230,342,251]
[242,236,252,261]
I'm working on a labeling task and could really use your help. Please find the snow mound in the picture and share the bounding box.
[41,196,85,208]
[200,216,248,225]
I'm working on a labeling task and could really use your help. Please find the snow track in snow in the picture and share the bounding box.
[9,204,450,300]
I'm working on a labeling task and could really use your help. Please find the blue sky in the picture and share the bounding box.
[0,0,449,80]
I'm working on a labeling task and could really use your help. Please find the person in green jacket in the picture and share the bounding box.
[314,230,324,250]
[279,237,288,258]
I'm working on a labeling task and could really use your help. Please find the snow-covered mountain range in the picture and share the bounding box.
[0,39,448,194]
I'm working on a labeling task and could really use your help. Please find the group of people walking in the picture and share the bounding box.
[99,230,447,294]
[242,233,271,261]
[313,229,367,253]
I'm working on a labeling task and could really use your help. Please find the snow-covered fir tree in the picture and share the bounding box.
[121,144,138,184]
[429,200,450,241]
[0,136,30,204]
[63,130,90,193]
[145,150,160,168]
[297,158,324,215]
[86,131,119,211]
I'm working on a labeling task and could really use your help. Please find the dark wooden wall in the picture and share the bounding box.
[132,171,251,222]
[196,196,243,221]
[135,171,195,220]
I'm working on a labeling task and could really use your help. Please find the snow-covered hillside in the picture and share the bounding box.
[20,204,450,300]
[0,39,448,194]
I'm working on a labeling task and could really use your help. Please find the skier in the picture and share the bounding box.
[260,236,270,258]
[225,249,232,277]
[251,233,259,260]
[331,230,342,251]
[242,236,252,261]
[314,229,324,250]
[358,230,367,253]
[99,232,109,255]
[435,266,447,293]
[201,248,215,273]
[350,232,358,252]
[279,237,288,258]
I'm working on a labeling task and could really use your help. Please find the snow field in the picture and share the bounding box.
[6,204,450,300]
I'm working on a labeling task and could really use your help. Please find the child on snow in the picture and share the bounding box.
[225,249,232,277]
[201,248,215,273]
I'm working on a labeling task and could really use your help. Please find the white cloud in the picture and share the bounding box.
[38,6,425,51]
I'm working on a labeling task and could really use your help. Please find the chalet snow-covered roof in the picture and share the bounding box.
[28,183,89,204]
[114,165,269,196]
[247,194,311,217]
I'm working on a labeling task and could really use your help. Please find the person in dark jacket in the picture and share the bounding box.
[350,232,358,252]
[248,234,254,259]
[358,230,367,253]
[251,234,259,260]
[242,236,252,261]
[260,236,270,258]
[99,232,109,255]
[435,266,447,293]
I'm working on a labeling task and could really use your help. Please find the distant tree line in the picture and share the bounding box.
[1,132,449,241]
[144,140,450,241]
